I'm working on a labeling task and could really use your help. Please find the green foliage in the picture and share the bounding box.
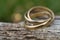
[0,0,60,22]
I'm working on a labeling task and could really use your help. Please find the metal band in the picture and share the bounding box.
[24,6,55,29]
[25,11,51,22]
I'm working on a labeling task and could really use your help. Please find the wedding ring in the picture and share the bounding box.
[24,6,55,29]
[25,11,51,23]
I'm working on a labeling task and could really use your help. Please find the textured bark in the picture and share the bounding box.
[0,16,60,40]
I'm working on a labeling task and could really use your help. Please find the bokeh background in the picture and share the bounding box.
[0,0,60,22]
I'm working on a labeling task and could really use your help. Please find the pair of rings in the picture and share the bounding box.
[24,6,55,29]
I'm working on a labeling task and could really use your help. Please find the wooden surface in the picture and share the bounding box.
[0,16,60,40]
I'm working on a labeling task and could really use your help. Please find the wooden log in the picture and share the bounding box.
[0,16,60,40]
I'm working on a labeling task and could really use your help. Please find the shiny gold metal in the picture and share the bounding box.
[24,6,55,29]
[25,11,51,23]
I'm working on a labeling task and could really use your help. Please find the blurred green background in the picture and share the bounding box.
[0,0,60,22]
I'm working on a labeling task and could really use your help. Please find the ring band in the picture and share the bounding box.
[25,11,51,23]
[24,6,55,29]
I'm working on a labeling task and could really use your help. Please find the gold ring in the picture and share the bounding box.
[25,11,51,23]
[24,6,55,29]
